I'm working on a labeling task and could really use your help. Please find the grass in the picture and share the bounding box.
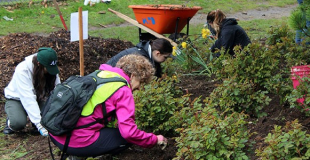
[89,17,291,45]
[240,17,291,40]
[0,0,297,44]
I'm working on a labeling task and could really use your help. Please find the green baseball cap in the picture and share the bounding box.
[37,47,59,75]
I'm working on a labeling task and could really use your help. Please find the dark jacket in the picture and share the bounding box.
[106,41,162,78]
[211,18,251,56]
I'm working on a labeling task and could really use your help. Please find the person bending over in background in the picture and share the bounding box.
[295,0,310,45]
[106,38,173,78]
[207,9,251,56]
[50,54,167,158]
[3,47,61,136]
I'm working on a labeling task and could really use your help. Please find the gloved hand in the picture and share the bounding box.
[156,135,168,150]
[35,123,48,136]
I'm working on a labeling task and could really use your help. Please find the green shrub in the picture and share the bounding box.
[134,74,184,134]
[174,106,250,160]
[208,43,289,117]
[283,42,310,67]
[266,23,294,45]
[212,43,281,90]
[256,119,310,159]
[162,96,203,137]
[205,77,270,117]
[264,36,310,104]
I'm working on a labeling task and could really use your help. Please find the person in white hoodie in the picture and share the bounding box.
[3,47,61,136]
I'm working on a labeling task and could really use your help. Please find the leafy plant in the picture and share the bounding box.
[208,43,290,117]
[256,119,310,160]
[174,106,250,160]
[133,74,184,134]
[204,77,270,117]
[266,23,295,45]
[283,39,310,67]
[162,96,203,137]
[212,43,281,89]
[287,76,310,116]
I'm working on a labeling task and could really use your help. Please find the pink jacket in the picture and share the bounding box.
[50,64,157,148]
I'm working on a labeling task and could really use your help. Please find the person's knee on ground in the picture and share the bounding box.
[8,118,27,131]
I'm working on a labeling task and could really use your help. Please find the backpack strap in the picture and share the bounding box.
[88,70,128,86]
[97,77,127,86]
[48,137,56,160]
[61,133,72,160]
[81,71,128,117]
[101,102,117,126]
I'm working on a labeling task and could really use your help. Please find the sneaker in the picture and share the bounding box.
[3,118,15,135]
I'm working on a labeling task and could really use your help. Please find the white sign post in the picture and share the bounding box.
[70,9,88,76]
[70,10,88,42]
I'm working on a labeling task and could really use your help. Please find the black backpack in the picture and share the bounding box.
[41,70,127,159]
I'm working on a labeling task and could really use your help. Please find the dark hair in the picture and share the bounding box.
[32,56,57,101]
[207,9,226,38]
[150,38,173,55]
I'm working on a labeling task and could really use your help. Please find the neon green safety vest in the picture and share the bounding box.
[81,70,129,116]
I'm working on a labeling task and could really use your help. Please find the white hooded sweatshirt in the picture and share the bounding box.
[4,54,61,124]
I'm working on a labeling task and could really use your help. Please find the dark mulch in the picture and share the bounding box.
[0,30,309,160]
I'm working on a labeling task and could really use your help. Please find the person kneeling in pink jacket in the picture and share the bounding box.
[49,54,167,158]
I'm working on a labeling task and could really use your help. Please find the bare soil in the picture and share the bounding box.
[1,4,308,160]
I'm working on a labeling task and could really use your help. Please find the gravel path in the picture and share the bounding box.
[189,4,298,25]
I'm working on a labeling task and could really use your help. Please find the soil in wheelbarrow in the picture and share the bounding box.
[1,29,310,160]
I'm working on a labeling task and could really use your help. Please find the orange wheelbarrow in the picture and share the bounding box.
[128,5,202,42]
[108,5,202,44]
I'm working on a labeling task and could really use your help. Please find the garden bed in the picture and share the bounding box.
[1,30,310,160]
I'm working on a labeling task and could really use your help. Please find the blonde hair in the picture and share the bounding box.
[206,9,226,38]
[116,54,155,84]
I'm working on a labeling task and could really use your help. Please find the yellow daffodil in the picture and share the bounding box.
[181,42,187,49]
[202,28,211,39]
[41,11,45,14]
[202,33,207,39]
[172,46,177,56]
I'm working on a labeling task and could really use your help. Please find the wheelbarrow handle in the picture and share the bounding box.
[108,8,178,47]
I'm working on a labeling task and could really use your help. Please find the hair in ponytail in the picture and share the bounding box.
[206,9,226,38]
